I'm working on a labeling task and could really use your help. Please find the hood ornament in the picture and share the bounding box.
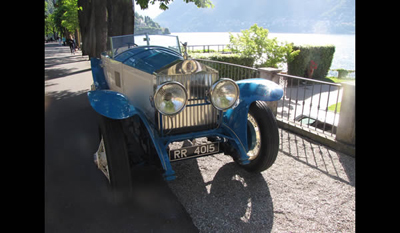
[181,42,189,60]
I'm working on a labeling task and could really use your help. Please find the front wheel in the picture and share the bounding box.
[235,101,279,172]
[96,115,134,202]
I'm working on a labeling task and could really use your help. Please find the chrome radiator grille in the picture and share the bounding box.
[157,72,220,134]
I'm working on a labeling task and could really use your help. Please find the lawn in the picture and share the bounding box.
[328,102,341,113]
[322,76,355,84]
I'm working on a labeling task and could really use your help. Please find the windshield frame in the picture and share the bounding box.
[108,33,181,58]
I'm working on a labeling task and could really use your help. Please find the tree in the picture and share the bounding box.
[61,0,81,34]
[78,0,213,58]
[228,24,300,68]
[52,0,81,40]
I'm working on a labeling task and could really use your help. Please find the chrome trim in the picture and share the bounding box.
[247,113,261,160]
[156,60,218,76]
[209,78,240,111]
[154,81,188,116]
[155,60,220,134]
[157,73,219,133]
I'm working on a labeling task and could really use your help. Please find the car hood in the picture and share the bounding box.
[156,59,219,76]
[114,46,184,74]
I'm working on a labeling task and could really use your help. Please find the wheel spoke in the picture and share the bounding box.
[94,137,110,182]
[247,113,261,160]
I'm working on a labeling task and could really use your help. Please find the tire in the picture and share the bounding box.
[98,115,134,202]
[235,101,279,172]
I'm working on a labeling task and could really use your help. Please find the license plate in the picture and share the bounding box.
[169,142,220,162]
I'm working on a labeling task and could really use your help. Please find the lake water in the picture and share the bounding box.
[171,32,355,78]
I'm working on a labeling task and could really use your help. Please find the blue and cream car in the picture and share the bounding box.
[88,34,283,196]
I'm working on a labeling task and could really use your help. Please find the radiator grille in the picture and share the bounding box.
[157,72,220,134]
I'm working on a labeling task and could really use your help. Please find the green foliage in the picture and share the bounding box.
[228,24,300,68]
[190,53,255,67]
[328,102,341,113]
[287,45,335,79]
[45,0,56,36]
[51,0,81,35]
[45,13,55,36]
[61,0,81,33]
[331,68,355,79]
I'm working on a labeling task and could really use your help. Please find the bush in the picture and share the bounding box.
[190,53,255,67]
[287,45,335,80]
[228,24,300,68]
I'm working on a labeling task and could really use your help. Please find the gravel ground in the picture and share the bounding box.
[167,128,355,232]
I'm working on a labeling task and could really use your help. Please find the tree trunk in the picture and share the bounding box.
[107,0,134,37]
[78,0,134,58]
[94,0,108,58]
[106,0,135,50]
[78,0,92,56]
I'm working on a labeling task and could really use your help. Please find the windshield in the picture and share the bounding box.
[109,34,181,58]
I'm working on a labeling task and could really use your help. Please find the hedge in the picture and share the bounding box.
[287,45,335,80]
[189,53,255,67]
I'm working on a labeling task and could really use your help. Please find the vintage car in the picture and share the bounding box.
[88,33,283,197]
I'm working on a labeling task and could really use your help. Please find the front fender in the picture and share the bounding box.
[87,89,176,180]
[223,78,283,153]
[236,78,283,102]
[87,90,137,120]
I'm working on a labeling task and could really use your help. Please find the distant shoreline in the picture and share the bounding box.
[171,32,355,76]
[170,31,355,36]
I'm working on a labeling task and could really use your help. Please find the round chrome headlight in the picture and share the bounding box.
[210,78,240,110]
[154,81,188,116]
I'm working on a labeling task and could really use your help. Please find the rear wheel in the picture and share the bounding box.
[235,101,279,172]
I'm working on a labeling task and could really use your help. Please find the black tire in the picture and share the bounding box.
[98,115,134,202]
[235,101,279,172]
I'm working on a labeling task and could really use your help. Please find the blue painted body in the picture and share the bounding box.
[90,58,109,90]
[88,49,283,180]
[223,78,283,153]
[87,90,136,120]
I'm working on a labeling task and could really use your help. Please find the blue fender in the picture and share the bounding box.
[88,57,177,180]
[88,89,176,180]
[87,90,136,120]
[237,78,283,102]
[222,78,283,159]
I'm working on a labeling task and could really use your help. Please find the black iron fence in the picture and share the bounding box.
[195,59,259,81]
[187,44,229,53]
[196,59,343,137]
[276,74,343,136]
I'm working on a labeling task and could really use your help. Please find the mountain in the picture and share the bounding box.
[134,12,170,34]
[154,0,355,34]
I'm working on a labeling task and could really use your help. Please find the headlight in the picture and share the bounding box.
[154,81,188,116]
[210,78,240,110]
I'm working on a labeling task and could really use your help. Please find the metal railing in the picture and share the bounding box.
[195,59,343,137]
[195,59,259,81]
[197,59,355,156]
[276,74,343,136]
[188,44,229,53]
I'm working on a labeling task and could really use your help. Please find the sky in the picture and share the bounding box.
[135,2,164,19]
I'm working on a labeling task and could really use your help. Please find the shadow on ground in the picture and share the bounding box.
[279,129,355,187]
[45,90,198,233]
[168,158,274,233]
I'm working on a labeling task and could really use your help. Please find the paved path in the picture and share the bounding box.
[45,43,198,233]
